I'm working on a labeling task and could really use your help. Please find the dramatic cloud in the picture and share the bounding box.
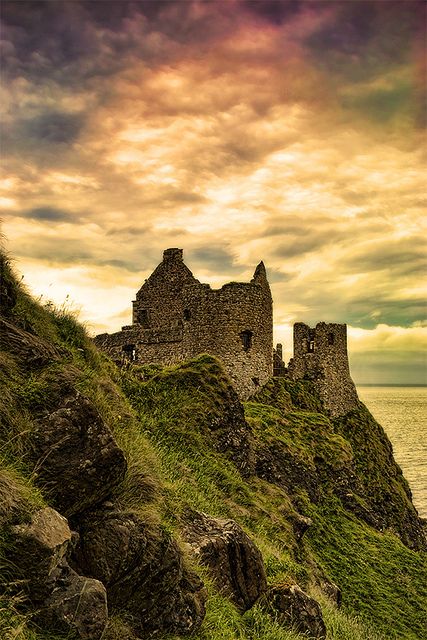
[1,0,425,383]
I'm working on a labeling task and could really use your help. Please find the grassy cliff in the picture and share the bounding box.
[1,251,426,640]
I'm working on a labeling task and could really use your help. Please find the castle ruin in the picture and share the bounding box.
[95,248,273,399]
[95,248,359,415]
[288,322,359,417]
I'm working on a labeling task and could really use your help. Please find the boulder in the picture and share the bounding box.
[10,507,108,639]
[42,573,107,640]
[73,505,206,636]
[207,386,255,477]
[10,507,71,601]
[182,510,267,612]
[264,583,326,639]
[29,393,127,516]
[290,512,313,541]
[321,579,342,607]
[0,317,63,368]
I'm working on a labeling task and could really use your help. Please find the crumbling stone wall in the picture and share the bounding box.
[95,249,273,400]
[287,322,359,417]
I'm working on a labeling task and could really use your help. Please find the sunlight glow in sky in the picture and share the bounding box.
[1,0,426,384]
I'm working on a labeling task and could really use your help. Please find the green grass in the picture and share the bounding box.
[1,254,425,640]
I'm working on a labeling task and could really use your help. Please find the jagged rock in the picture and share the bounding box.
[264,583,326,639]
[207,385,256,476]
[42,573,107,640]
[0,317,63,368]
[10,507,71,601]
[182,510,267,612]
[290,512,313,541]
[73,505,206,636]
[255,446,321,502]
[29,393,127,516]
[321,579,342,607]
[10,507,108,639]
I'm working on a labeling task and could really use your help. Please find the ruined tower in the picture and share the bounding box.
[95,248,273,399]
[287,322,359,417]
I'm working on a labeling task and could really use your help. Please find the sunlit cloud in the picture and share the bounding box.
[1,0,425,383]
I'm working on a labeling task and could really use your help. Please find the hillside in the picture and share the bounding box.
[0,250,426,640]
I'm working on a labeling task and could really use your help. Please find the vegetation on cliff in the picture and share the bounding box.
[1,251,426,640]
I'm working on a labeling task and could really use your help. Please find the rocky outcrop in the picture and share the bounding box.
[29,393,127,516]
[73,504,206,636]
[10,507,107,639]
[182,510,267,612]
[263,583,326,639]
[207,384,256,477]
[0,316,63,368]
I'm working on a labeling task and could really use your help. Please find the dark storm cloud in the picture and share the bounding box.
[242,0,302,25]
[305,1,425,82]
[344,238,427,276]
[22,111,85,144]
[189,246,242,275]
[19,206,74,222]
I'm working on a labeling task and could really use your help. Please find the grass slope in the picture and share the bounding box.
[1,253,425,640]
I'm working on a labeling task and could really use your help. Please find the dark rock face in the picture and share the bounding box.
[255,446,321,503]
[207,384,255,477]
[182,510,267,612]
[10,507,107,640]
[29,393,127,516]
[0,317,63,368]
[73,505,206,636]
[321,579,342,607]
[264,583,326,639]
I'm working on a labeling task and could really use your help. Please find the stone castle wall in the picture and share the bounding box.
[95,249,273,400]
[287,322,359,417]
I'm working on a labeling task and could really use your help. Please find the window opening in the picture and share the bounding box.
[240,330,253,351]
[122,344,136,361]
[328,332,335,346]
[137,310,148,326]
[183,309,191,321]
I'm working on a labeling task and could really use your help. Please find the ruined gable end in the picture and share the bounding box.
[94,249,274,400]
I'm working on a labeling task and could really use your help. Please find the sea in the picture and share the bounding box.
[358,386,427,519]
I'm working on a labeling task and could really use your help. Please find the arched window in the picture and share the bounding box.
[328,332,335,345]
[183,309,191,321]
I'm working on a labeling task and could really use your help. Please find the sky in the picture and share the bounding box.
[1,0,426,384]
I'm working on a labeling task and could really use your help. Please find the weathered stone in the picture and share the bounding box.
[42,573,107,640]
[182,510,267,612]
[290,512,313,542]
[29,393,127,516]
[0,317,62,368]
[288,322,359,417]
[95,248,273,400]
[321,579,342,607]
[10,507,71,601]
[207,382,255,476]
[9,507,108,639]
[264,583,327,639]
[73,506,206,636]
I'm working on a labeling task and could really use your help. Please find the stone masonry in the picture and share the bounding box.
[95,249,273,400]
[95,249,359,413]
[287,322,359,416]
